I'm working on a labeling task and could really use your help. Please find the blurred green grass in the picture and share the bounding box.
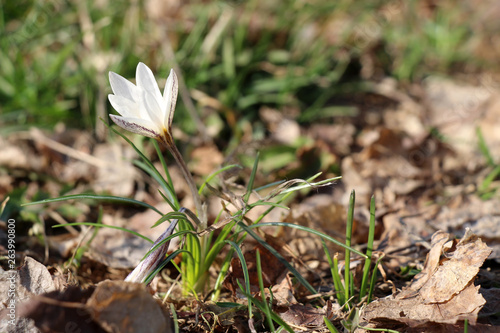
[0,0,497,137]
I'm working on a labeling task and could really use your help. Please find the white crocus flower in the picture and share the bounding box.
[108,64,208,286]
[108,62,178,145]
[108,62,206,226]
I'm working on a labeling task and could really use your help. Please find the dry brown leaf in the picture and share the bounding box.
[0,137,30,170]
[430,196,500,261]
[362,229,492,328]
[86,203,178,270]
[418,230,492,303]
[425,76,493,160]
[87,280,172,332]
[307,123,356,155]
[0,257,94,332]
[363,281,486,327]
[270,272,297,306]
[0,257,56,309]
[478,95,500,158]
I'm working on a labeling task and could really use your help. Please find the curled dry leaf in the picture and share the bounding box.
[362,229,492,328]
[409,230,450,291]
[418,229,492,303]
[86,280,172,332]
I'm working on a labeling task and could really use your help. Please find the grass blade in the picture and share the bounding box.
[24,194,164,216]
[477,126,496,167]
[52,222,153,243]
[244,151,260,203]
[225,240,253,320]
[322,240,345,305]
[133,160,180,210]
[324,316,340,333]
[344,190,355,306]
[333,253,345,305]
[359,195,376,302]
[212,248,235,301]
[151,211,188,228]
[170,304,179,333]
[368,254,384,303]
[256,249,275,332]
[479,165,500,193]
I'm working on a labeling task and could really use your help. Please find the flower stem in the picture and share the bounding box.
[161,137,206,229]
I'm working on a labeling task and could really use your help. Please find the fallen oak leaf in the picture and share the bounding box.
[87,280,172,332]
[419,229,492,303]
[363,281,485,327]
[362,229,492,328]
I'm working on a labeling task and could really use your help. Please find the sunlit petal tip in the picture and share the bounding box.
[168,68,176,78]
[108,71,124,88]
[136,63,162,101]
[109,71,138,101]
[163,69,179,127]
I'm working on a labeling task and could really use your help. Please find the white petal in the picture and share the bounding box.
[110,114,161,139]
[136,63,163,105]
[108,94,141,118]
[142,90,165,129]
[109,71,139,102]
[163,69,178,128]
[131,87,155,122]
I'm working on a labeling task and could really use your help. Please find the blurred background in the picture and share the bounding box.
[2,0,499,137]
[2,0,500,225]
